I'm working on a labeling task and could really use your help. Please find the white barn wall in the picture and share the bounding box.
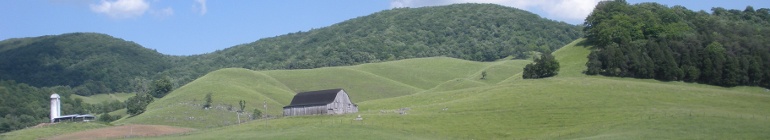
[283,90,358,116]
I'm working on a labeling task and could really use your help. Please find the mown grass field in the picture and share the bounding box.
[5,39,769,139]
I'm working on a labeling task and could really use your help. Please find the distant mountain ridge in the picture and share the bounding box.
[166,3,582,85]
[0,3,582,95]
[0,33,171,94]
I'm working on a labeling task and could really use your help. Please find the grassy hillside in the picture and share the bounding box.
[117,57,519,129]
[0,4,581,132]
[11,39,767,139]
[106,39,770,139]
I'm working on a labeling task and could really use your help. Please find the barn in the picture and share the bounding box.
[283,89,358,116]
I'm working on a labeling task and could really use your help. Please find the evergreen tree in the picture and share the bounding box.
[203,93,213,109]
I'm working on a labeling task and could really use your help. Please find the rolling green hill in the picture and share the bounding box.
[5,39,769,139]
[0,4,581,95]
[165,3,582,87]
[0,3,582,133]
[116,56,522,129]
[101,39,768,139]
[3,2,770,139]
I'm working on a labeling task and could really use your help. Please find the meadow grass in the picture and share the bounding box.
[35,39,770,139]
[144,75,770,139]
[0,122,107,140]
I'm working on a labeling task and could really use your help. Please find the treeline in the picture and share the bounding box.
[166,3,582,85]
[0,81,86,132]
[584,0,770,88]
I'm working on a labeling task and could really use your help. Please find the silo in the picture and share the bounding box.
[50,93,61,123]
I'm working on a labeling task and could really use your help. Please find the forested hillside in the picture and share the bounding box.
[584,0,770,88]
[0,33,172,95]
[166,3,582,84]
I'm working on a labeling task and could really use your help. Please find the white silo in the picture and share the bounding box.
[50,93,61,123]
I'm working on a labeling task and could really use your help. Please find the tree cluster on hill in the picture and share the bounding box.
[584,0,770,88]
[126,93,153,116]
[523,52,560,79]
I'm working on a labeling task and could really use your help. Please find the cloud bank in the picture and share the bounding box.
[90,0,150,19]
[390,0,602,24]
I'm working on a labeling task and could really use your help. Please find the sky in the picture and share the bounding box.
[1,0,767,56]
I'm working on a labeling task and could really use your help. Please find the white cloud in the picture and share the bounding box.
[389,0,602,24]
[192,0,207,15]
[90,0,150,19]
[541,0,602,21]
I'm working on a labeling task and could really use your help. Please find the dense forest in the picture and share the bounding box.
[584,0,770,88]
[0,33,172,95]
[0,3,581,132]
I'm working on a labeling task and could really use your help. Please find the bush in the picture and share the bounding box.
[523,52,560,79]
[126,93,153,116]
[98,112,122,122]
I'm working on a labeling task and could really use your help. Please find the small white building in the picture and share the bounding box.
[283,89,358,116]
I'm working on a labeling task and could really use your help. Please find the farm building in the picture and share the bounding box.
[53,114,96,122]
[283,89,358,116]
[50,93,95,123]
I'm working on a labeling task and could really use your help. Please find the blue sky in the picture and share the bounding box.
[1,0,767,55]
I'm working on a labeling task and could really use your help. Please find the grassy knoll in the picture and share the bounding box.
[552,38,590,78]
[115,68,297,128]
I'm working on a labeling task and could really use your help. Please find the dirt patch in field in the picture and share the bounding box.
[45,124,194,140]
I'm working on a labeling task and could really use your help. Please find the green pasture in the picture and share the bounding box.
[15,39,769,139]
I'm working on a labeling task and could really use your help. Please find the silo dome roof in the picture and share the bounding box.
[50,93,60,98]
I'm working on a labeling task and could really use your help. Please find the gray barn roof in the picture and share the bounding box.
[284,89,344,108]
